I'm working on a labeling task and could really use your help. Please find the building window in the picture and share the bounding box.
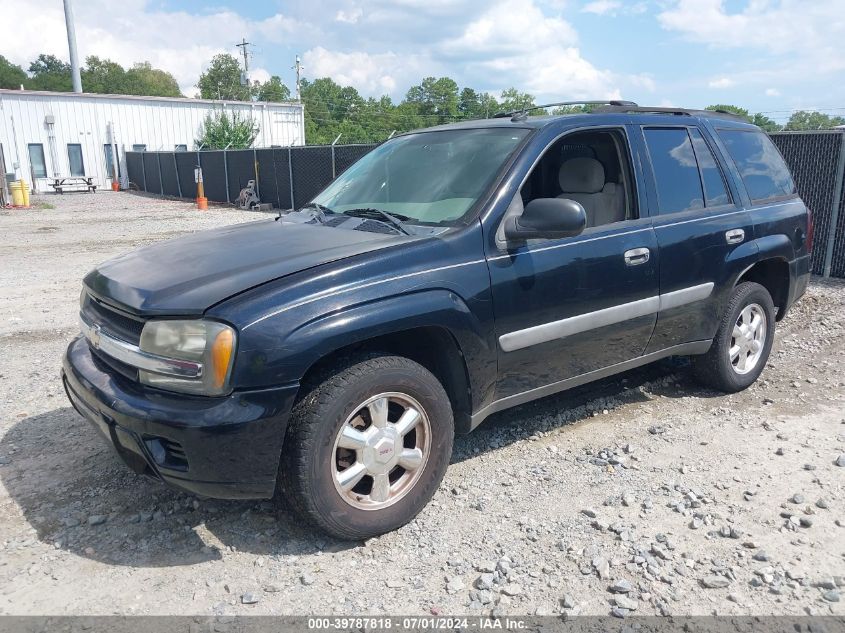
[28,144,47,179]
[175,144,187,152]
[132,144,147,152]
[104,144,120,178]
[67,144,85,177]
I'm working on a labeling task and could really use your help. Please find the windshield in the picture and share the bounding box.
[311,128,530,226]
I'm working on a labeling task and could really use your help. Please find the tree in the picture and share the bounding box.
[785,110,845,131]
[197,54,251,101]
[28,54,72,91]
[750,112,781,132]
[0,55,27,89]
[549,104,593,115]
[257,76,290,102]
[124,62,182,97]
[499,88,534,113]
[705,104,749,118]
[405,76,459,123]
[195,110,259,149]
[81,56,126,94]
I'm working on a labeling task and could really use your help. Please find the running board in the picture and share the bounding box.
[469,340,712,430]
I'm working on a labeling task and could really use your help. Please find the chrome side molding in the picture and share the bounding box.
[498,282,714,352]
[499,296,659,353]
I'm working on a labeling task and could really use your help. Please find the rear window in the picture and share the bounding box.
[718,129,796,202]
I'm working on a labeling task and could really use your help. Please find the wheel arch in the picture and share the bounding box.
[283,290,491,434]
[734,257,790,321]
[299,324,474,433]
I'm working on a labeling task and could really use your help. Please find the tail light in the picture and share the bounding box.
[806,206,814,253]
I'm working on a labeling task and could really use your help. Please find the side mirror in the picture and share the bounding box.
[504,198,586,241]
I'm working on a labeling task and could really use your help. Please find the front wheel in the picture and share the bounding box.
[278,354,454,540]
[692,281,775,393]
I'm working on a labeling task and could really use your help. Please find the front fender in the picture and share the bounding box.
[233,289,496,409]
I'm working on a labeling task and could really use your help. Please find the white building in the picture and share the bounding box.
[0,89,305,193]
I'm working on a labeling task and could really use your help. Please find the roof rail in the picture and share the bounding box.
[494,100,639,122]
[592,105,747,121]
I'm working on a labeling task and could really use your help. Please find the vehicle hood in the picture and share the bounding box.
[84,219,415,315]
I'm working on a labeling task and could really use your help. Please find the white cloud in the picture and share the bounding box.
[582,1,622,15]
[443,0,617,99]
[0,0,653,105]
[658,1,845,73]
[249,68,272,86]
[1,0,306,96]
[708,77,735,89]
[335,8,363,24]
[303,47,428,95]
[765,88,781,97]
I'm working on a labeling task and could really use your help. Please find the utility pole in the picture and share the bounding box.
[235,38,252,73]
[63,0,82,92]
[292,55,303,101]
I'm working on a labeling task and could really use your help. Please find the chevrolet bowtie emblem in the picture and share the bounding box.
[89,323,102,349]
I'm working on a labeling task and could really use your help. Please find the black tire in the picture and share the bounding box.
[692,281,775,393]
[278,353,454,540]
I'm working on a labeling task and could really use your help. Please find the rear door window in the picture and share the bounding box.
[717,129,796,202]
[688,128,731,207]
[643,128,704,214]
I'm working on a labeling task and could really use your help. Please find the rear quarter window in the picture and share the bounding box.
[717,129,796,203]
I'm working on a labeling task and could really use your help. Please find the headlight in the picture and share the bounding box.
[138,320,236,396]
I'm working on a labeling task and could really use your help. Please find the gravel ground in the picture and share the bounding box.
[0,192,843,617]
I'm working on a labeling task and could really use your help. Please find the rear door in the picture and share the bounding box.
[635,124,757,353]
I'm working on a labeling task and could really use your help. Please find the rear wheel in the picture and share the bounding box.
[278,354,454,540]
[692,281,775,392]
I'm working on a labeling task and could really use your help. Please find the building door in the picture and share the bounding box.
[27,144,48,184]
[67,144,85,177]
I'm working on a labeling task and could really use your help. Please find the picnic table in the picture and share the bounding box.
[50,177,97,194]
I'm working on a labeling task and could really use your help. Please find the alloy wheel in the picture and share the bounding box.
[331,392,431,510]
[729,303,767,375]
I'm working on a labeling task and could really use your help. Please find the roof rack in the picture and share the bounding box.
[493,100,639,122]
[592,105,747,121]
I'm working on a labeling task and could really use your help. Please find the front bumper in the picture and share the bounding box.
[62,336,298,499]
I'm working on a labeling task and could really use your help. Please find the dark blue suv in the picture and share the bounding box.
[62,103,812,539]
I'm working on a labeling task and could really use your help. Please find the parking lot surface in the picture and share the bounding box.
[0,192,843,616]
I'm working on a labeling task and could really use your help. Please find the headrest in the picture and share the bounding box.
[559,157,605,194]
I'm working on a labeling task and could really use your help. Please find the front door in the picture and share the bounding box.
[486,126,659,400]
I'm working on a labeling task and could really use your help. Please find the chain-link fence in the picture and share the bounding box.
[125,144,378,210]
[126,132,845,279]
[770,131,845,277]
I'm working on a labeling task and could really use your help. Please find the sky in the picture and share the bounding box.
[3,0,844,122]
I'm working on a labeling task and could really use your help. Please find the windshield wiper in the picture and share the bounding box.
[341,208,412,235]
[298,202,335,224]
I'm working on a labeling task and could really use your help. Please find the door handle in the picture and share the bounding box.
[725,228,745,244]
[624,247,650,266]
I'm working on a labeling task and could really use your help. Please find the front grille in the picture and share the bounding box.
[81,293,145,345]
[90,346,139,382]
